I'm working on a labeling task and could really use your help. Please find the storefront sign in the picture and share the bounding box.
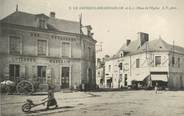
[49,59,70,64]
[11,57,36,63]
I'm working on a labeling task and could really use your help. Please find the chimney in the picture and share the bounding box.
[137,32,149,46]
[104,55,110,60]
[50,12,55,18]
[126,39,131,46]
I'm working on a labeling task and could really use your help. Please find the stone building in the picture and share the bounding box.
[0,10,96,91]
[105,32,184,89]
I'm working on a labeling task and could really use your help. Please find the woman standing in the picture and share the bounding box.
[46,85,58,109]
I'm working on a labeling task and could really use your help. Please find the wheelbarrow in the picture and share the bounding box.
[22,98,48,112]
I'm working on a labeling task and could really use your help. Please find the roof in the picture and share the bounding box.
[116,39,140,54]
[1,11,80,34]
[115,38,184,57]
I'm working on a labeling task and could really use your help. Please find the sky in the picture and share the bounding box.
[0,0,184,58]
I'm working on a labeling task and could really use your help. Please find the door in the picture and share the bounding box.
[37,66,46,84]
[124,74,127,86]
[180,76,183,89]
[61,67,70,88]
[88,68,92,84]
[106,78,112,88]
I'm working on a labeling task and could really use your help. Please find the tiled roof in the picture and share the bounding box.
[1,11,80,34]
[116,38,184,57]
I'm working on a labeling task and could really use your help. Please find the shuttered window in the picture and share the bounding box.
[62,42,70,57]
[37,40,47,56]
[9,36,21,54]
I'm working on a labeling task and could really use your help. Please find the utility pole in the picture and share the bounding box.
[173,40,174,57]
[79,13,82,35]
[146,42,149,59]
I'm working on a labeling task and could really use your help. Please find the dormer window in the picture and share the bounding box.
[36,14,48,29]
[120,51,128,57]
[81,25,92,36]
[120,51,124,57]
[120,53,123,57]
[39,19,46,29]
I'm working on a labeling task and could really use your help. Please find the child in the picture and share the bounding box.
[46,85,58,109]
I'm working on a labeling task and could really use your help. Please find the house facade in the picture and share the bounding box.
[104,58,119,88]
[105,32,184,89]
[0,10,97,91]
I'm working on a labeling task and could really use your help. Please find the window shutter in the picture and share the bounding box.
[47,67,52,84]
[4,64,9,79]
[20,64,25,79]
[32,65,37,78]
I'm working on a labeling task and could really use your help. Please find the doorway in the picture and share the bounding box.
[180,76,183,89]
[61,67,70,88]
[9,64,20,82]
[88,68,92,84]
[37,66,47,84]
[124,74,127,86]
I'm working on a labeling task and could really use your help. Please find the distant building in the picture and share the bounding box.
[0,10,97,91]
[105,58,119,88]
[105,32,184,89]
[96,58,105,88]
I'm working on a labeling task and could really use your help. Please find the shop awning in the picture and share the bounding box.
[151,74,168,82]
[133,74,150,81]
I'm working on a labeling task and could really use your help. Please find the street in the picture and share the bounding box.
[1,90,184,116]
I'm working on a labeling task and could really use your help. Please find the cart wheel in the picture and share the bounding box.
[22,103,31,112]
[16,80,34,95]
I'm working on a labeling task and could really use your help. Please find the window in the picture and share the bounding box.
[120,53,123,57]
[119,63,122,70]
[155,56,161,66]
[39,19,46,29]
[62,42,70,57]
[119,74,122,81]
[37,66,46,84]
[31,33,39,37]
[136,59,140,68]
[178,58,180,68]
[9,64,20,82]
[37,40,47,56]
[98,71,100,76]
[9,36,21,54]
[88,47,91,60]
[108,65,111,72]
[93,51,95,62]
[172,56,175,67]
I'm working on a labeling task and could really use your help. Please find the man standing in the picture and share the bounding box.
[155,82,158,94]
